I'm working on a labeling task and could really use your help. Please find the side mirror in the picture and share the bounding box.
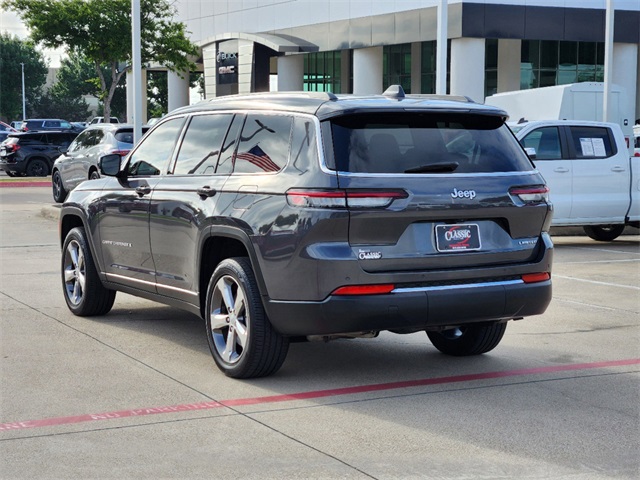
[524,147,537,159]
[99,154,123,177]
[58,146,68,154]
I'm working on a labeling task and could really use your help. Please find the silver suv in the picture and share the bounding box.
[59,87,553,378]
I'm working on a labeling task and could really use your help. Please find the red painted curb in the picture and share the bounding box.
[0,181,50,188]
[1,358,638,432]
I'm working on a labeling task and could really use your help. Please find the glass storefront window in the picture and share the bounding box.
[383,43,412,93]
[520,40,604,90]
[303,51,342,93]
[421,40,450,94]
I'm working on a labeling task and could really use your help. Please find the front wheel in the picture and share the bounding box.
[583,225,625,242]
[427,322,507,356]
[205,257,289,378]
[62,227,116,316]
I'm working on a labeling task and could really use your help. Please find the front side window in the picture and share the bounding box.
[328,112,533,174]
[568,126,614,158]
[520,127,562,160]
[127,117,185,176]
[233,114,292,174]
[173,114,233,175]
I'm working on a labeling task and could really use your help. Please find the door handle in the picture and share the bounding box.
[611,166,625,172]
[197,186,216,198]
[553,167,570,173]
[135,185,151,196]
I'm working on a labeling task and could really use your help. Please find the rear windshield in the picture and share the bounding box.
[114,130,135,144]
[328,113,533,174]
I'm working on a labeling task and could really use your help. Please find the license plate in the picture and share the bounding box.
[435,224,481,252]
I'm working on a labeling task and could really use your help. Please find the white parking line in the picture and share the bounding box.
[553,274,640,290]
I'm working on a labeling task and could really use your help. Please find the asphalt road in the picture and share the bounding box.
[1,181,639,479]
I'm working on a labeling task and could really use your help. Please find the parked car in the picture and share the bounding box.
[59,86,553,379]
[633,124,639,157]
[0,131,78,177]
[0,121,18,143]
[515,119,639,240]
[21,118,76,132]
[89,116,119,124]
[10,121,23,130]
[52,123,147,202]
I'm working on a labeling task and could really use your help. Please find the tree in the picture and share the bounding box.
[3,0,199,121]
[0,33,48,122]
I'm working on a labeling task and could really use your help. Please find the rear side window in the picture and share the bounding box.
[568,126,614,158]
[328,113,532,174]
[173,114,233,175]
[233,114,292,174]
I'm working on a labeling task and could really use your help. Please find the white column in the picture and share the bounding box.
[126,68,148,123]
[497,39,521,93]
[450,38,485,103]
[168,70,190,112]
[637,46,640,123]
[238,40,254,95]
[277,55,304,91]
[202,45,217,98]
[612,43,638,127]
[353,46,383,95]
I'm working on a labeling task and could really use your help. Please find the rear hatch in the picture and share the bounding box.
[325,111,551,273]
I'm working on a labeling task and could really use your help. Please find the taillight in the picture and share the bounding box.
[332,284,395,296]
[510,186,549,204]
[286,189,408,209]
[110,149,130,157]
[522,272,550,283]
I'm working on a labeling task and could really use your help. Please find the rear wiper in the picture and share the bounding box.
[404,162,459,173]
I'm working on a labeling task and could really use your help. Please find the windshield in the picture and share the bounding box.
[328,112,533,174]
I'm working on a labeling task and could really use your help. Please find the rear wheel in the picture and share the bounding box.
[62,227,116,316]
[583,225,625,242]
[52,170,68,203]
[427,322,507,356]
[89,170,100,180]
[26,158,49,177]
[205,257,289,378]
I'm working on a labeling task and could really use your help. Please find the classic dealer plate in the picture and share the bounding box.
[435,224,481,252]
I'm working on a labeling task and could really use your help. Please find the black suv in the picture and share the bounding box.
[59,87,553,378]
[0,131,78,176]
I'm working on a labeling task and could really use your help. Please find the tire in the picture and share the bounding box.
[89,170,100,180]
[61,227,116,316]
[26,158,49,177]
[427,322,507,356]
[205,257,289,378]
[6,171,18,177]
[52,170,68,203]
[583,225,625,242]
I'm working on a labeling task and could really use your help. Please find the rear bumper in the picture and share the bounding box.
[265,278,552,336]
[0,158,25,174]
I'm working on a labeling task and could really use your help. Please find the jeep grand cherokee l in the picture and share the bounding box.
[59,87,553,379]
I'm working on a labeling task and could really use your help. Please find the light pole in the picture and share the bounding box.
[20,62,26,120]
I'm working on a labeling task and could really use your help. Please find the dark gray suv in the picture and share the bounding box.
[59,87,553,378]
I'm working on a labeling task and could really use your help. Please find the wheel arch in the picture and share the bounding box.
[197,226,267,318]
[59,209,104,275]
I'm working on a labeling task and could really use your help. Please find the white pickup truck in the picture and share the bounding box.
[512,120,639,241]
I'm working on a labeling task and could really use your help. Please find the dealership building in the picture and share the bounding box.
[154,0,639,122]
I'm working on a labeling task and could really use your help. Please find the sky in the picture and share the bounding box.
[1,9,64,68]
